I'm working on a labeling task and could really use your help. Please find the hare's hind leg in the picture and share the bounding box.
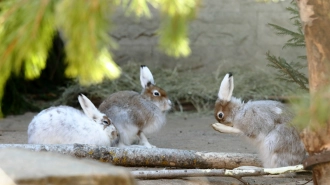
[116,130,134,148]
[138,131,156,148]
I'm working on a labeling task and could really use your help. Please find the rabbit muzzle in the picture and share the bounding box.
[165,99,172,111]
[155,99,172,112]
[111,130,118,138]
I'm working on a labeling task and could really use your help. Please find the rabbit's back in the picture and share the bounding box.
[234,100,293,138]
[28,106,110,145]
[99,91,166,134]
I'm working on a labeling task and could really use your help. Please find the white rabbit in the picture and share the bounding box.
[212,73,306,168]
[28,94,118,146]
[99,65,171,148]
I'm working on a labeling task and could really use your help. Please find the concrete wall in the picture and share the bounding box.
[111,0,305,73]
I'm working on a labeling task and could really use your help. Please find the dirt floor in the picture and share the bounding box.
[0,112,313,185]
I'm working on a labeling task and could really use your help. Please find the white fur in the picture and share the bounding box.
[212,123,242,134]
[218,73,234,102]
[78,94,105,120]
[28,94,118,146]
[272,107,282,115]
[215,74,306,168]
[99,65,171,148]
[140,65,155,87]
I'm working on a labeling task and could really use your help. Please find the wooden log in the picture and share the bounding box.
[131,165,306,179]
[0,144,262,169]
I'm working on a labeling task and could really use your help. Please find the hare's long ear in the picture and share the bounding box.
[218,73,234,102]
[140,65,155,88]
[78,94,103,120]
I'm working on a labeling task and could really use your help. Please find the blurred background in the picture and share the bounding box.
[1,0,307,117]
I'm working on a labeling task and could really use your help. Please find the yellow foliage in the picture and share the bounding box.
[56,0,120,85]
[65,48,121,85]
[121,0,152,17]
[157,0,199,57]
[24,51,48,79]
[0,0,200,117]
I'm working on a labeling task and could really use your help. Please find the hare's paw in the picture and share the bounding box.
[138,132,157,148]
[212,123,242,134]
[118,142,131,148]
[124,144,156,149]
[143,143,157,148]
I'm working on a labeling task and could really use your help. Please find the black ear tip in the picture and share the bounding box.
[228,72,233,77]
[141,65,146,68]
[146,82,153,87]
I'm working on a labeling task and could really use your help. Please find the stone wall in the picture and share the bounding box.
[111,0,305,73]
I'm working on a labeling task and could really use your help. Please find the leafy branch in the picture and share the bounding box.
[266,1,308,91]
[266,52,308,91]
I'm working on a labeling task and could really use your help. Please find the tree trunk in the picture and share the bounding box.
[297,0,330,184]
[0,144,262,169]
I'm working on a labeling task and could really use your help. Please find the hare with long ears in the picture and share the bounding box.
[28,94,118,146]
[212,73,306,168]
[99,65,171,148]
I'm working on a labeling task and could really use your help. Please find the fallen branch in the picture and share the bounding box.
[212,123,242,134]
[0,144,262,169]
[131,165,307,179]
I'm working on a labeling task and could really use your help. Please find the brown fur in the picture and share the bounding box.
[102,116,111,125]
[214,99,235,126]
[97,66,170,148]
[99,91,148,128]
[143,85,168,105]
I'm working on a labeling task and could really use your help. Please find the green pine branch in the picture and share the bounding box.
[266,52,308,91]
[286,6,300,18]
[266,1,308,91]
[298,55,307,60]
[267,23,305,49]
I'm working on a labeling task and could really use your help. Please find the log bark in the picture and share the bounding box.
[0,144,262,169]
[131,165,306,179]
[297,0,330,184]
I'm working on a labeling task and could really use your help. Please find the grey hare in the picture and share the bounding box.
[213,73,306,168]
[99,65,171,148]
[28,94,118,146]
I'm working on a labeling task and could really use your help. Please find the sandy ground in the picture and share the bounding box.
[0,112,312,185]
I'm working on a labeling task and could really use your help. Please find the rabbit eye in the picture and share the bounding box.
[102,119,111,126]
[218,112,224,119]
[153,90,160,96]
[102,120,109,125]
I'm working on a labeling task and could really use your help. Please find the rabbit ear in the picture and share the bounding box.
[140,65,155,88]
[78,94,103,120]
[218,73,234,102]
